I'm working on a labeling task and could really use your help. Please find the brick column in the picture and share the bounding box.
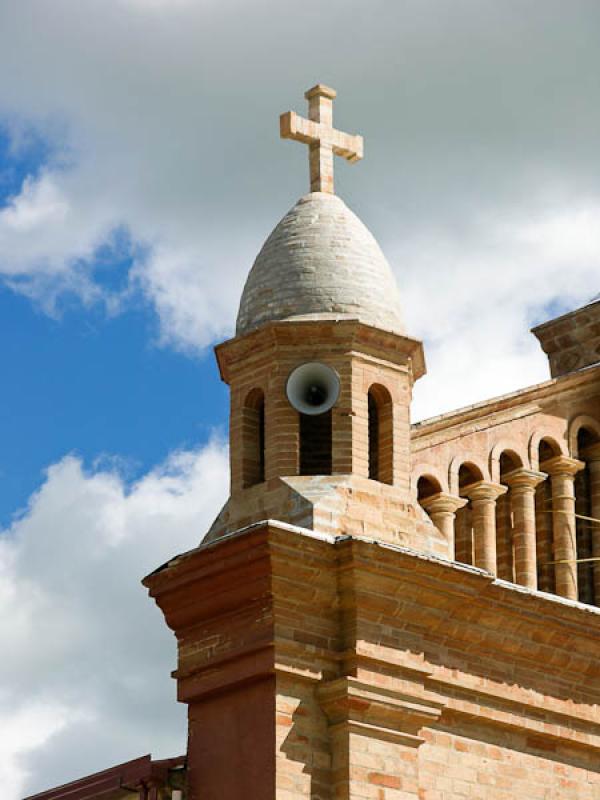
[541,456,585,601]
[463,481,507,575]
[581,443,600,601]
[503,469,546,590]
[421,492,467,555]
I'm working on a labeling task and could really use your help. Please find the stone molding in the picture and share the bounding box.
[461,479,507,502]
[420,491,467,515]
[502,467,547,490]
[317,676,444,748]
[540,455,585,478]
[216,317,426,384]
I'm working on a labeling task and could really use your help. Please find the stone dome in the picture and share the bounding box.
[236,192,405,336]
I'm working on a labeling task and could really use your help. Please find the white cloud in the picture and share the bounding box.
[0,441,229,800]
[132,241,242,350]
[399,203,600,419]
[0,702,74,800]
[0,174,68,234]
[0,0,598,398]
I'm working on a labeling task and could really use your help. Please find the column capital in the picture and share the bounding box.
[580,442,600,462]
[502,468,547,491]
[462,480,507,503]
[539,455,585,478]
[421,492,467,515]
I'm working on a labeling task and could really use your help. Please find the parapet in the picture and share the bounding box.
[532,296,600,378]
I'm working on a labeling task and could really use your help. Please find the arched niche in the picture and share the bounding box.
[416,474,442,502]
[368,383,393,485]
[569,414,600,458]
[489,440,527,483]
[529,430,566,470]
[449,454,487,495]
[242,388,265,488]
[573,423,600,605]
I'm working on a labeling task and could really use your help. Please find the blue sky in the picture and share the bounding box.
[0,129,230,525]
[0,284,227,525]
[1,1,599,797]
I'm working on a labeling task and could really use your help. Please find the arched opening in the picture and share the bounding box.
[568,415,600,458]
[458,462,484,493]
[535,438,560,593]
[538,437,561,464]
[368,384,393,485]
[578,426,599,453]
[417,474,442,503]
[497,450,523,583]
[499,450,521,475]
[242,388,265,488]
[575,426,600,605]
[455,462,484,566]
[299,410,332,475]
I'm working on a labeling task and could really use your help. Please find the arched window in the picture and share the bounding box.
[538,436,561,464]
[368,384,393,485]
[535,438,560,593]
[575,427,600,605]
[417,474,442,503]
[299,410,332,475]
[458,462,484,492]
[242,388,265,488]
[499,450,521,476]
[497,450,523,582]
[455,462,484,566]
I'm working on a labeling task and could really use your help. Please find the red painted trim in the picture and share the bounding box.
[23,754,185,800]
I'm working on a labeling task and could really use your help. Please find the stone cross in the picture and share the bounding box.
[280,84,363,194]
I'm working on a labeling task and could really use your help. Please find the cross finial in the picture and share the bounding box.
[280,84,363,194]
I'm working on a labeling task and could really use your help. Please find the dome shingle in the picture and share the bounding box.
[236,192,405,336]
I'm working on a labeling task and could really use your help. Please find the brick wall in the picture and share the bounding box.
[144,522,600,800]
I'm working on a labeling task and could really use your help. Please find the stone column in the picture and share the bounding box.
[463,481,507,575]
[540,456,585,601]
[581,443,600,601]
[421,492,467,555]
[503,469,546,590]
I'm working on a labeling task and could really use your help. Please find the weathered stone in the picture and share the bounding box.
[236,193,405,337]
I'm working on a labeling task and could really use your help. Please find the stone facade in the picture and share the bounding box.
[206,319,437,552]
[145,515,600,800]
[532,297,600,378]
[144,228,600,799]
[412,348,600,605]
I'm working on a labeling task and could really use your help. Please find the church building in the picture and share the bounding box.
[27,85,600,800]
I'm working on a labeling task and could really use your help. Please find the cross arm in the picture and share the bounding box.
[331,128,363,163]
[280,111,316,146]
[280,112,363,163]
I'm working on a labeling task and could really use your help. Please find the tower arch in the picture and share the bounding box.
[242,388,266,488]
[367,383,393,484]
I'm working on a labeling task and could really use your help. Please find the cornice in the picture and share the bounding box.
[214,318,425,383]
[412,361,600,443]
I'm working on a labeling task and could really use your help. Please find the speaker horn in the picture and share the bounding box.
[286,362,341,416]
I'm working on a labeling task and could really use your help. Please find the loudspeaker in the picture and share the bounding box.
[286,362,341,416]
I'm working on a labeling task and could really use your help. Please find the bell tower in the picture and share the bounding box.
[144,85,446,800]
[205,84,440,554]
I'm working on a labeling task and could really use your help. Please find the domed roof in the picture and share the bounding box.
[236,192,405,336]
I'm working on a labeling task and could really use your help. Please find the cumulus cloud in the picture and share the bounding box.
[0,1,598,408]
[0,441,228,799]
[401,202,600,418]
